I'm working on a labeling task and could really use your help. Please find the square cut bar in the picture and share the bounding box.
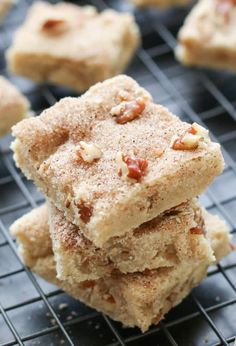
[176,0,236,71]
[12,75,224,247]
[49,199,214,282]
[130,0,190,8]
[6,2,140,92]
[0,76,29,137]
[11,206,232,332]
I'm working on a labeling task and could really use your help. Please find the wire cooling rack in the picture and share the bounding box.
[0,0,236,345]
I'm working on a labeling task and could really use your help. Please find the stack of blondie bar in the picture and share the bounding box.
[10,75,233,332]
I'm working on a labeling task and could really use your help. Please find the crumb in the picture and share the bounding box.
[60,340,65,345]
[204,336,209,343]
[58,303,68,310]
[50,318,56,325]
[176,217,181,224]
[215,296,220,302]
[66,315,73,321]
[95,323,100,330]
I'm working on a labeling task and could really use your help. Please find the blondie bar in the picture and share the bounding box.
[176,0,236,71]
[7,2,140,91]
[49,199,214,282]
[12,75,224,246]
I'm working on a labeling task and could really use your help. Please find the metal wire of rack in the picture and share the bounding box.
[0,0,236,345]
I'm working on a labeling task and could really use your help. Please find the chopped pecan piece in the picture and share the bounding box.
[190,227,204,235]
[41,18,68,35]
[143,268,152,275]
[191,122,209,138]
[65,198,71,208]
[103,293,115,304]
[124,156,148,180]
[76,141,102,163]
[82,280,96,289]
[172,133,199,150]
[111,97,145,124]
[77,201,93,223]
[171,123,209,151]
[116,152,148,182]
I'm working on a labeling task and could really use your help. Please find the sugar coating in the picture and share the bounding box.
[0,76,29,137]
[176,0,236,71]
[11,205,232,332]
[7,2,140,91]
[12,75,224,246]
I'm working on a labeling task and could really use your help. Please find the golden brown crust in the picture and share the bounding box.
[12,75,224,246]
[11,205,233,332]
[7,2,140,91]
[0,76,29,137]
